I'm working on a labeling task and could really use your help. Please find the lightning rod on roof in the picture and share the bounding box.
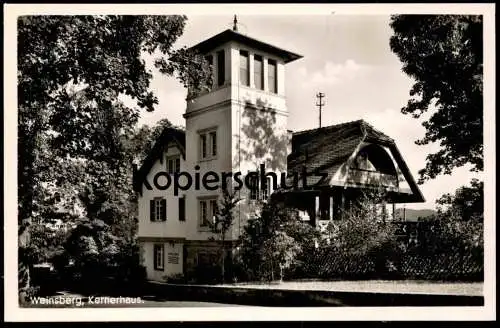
[233,15,238,31]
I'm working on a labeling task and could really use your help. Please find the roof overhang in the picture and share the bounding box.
[189,29,303,64]
[133,128,186,194]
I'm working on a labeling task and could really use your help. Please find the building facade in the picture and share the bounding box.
[133,26,303,280]
[133,26,424,281]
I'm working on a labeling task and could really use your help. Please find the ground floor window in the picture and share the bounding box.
[153,244,164,271]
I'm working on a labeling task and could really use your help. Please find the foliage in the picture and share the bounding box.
[208,188,241,283]
[261,231,301,281]
[237,200,315,282]
[128,118,182,164]
[319,194,402,278]
[18,15,211,293]
[436,178,483,221]
[390,15,483,183]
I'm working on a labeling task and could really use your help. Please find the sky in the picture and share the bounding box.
[137,14,483,210]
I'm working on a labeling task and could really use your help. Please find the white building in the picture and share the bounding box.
[133,24,303,281]
[133,23,424,282]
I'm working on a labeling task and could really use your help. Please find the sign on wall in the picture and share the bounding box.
[167,252,179,264]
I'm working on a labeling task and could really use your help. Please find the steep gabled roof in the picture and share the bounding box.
[133,127,186,193]
[286,119,425,203]
[189,29,303,64]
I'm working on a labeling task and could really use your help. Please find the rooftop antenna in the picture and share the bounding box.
[316,92,325,128]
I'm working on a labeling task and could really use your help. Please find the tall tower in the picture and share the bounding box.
[183,24,303,242]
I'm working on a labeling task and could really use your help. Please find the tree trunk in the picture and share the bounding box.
[271,259,274,282]
[18,121,41,300]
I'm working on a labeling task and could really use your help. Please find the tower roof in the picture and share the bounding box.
[188,29,303,64]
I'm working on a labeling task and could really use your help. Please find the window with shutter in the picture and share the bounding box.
[161,198,167,221]
[179,196,186,221]
[150,200,155,221]
[151,198,167,222]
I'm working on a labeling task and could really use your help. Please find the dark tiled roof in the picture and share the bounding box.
[189,29,303,64]
[285,119,424,203]
[133,127,186,193]
[288,119,392,177]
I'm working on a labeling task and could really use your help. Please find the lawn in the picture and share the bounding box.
[223,280,483,296]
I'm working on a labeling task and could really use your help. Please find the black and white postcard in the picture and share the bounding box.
[3,3,496,322]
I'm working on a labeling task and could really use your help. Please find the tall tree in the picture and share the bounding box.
[389,15,483,183]
[209,189,241,283]
[18,15,211,299]
[436,178,484,221]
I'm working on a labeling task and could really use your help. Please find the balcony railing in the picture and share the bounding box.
[346,168,398,189]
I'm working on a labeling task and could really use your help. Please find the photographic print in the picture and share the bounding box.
[4,3,495,322]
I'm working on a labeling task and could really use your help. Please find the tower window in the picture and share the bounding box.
[217,50,225,86]
[199,129,217,160]
[204,54,214,89]
[239,50,249,86]
[268,59,277,93]
[254,55,264,90]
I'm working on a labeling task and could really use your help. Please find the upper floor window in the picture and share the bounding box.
[261,176,273,201]
[167,156,180,174]
[239,50,249,86]
[249,176,273,201]
[217,50,225,86]
[254,55,264,90]
[268,59,277,93]
[249,175,259,200]
[199,129,217,161]
[150,197,166,222]
[199,197,218,227]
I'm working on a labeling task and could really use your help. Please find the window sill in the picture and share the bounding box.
[154,268,164,272]
[198,156,218,163]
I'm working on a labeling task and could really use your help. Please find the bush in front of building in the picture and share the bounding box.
[295,212,483,281]
[236,201,318,282]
